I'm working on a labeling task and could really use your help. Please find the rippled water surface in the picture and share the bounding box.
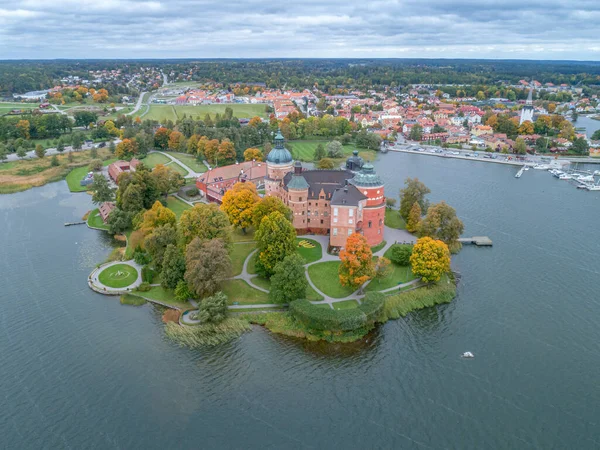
[1,153,600,449]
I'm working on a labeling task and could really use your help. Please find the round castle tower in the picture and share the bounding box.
[265,129,294,198]
[350,163,385,246]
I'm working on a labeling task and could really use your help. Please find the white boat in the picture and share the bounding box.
[551,170,564,178]
[533,164,550,170]
[587,184,600,191]
[461,352,475,358]
[594,170,600,176]
[578,175,595,182]
[559,174,573,180]
[524,167,530,171]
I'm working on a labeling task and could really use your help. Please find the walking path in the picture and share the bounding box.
[88,259,143,295]
[148,150,204,179]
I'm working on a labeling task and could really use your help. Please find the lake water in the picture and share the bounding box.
[573,114,600,138]
[1,153,600,449]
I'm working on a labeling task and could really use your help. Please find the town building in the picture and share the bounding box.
[196,160,266,202]
[108,159,140,183]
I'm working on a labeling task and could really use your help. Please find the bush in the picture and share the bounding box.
[195,291,228,324]
[186,187,199,197]
[134,248,151,265]
[174,280,192,302]
[88,159,103,171]
[358,292,385,323]
[389,244,413,266]
[290,299,367,331]
[141,265,155,283]
[137,281,151,292]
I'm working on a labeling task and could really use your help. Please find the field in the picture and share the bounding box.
[87,208,110,230]
[221,279,271,305]
[0,102,40,114]
[139,152,170,168]
[144,104,268,122]
[65,157,117,192]
[295,238,322,264]
[168,152,207,173]
[166,195,192,219]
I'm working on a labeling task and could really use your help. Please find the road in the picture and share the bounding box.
[126,91,147,116]
[3,138,121,162]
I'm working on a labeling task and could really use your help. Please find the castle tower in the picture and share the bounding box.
[350,163,385,246]
[265,129,293,199]
[520,86,534,125]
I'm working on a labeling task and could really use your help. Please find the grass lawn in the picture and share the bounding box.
[307,261,356,299]
[247,254,257,275]
[231,227,255,243]
[371,240,387,253]
[250,275,324,301]
[164,161,188,176]
[0,161,19,171]
[140,152,171,168]
[169,152,207,173]
[365,246,416,292]
[87,208,110,230]
[135,285,191,309]
[279,140,375,163]
[120,294,146,306]
[166,195,191,219]
[221,279,271,305]
[332,300,359,310]
[146,104,268,123]
[65,157,117,192]
[144,105,178,122]
[98,263,138,288]
[230,243,256,276]
[385,209,406,230]
[295,238,322,264]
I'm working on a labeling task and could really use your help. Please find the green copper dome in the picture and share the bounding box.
[350,163,383,187]
[266,129,293,164]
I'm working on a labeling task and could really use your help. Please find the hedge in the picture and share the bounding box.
[141,265,155,283]
[290,295,385,332]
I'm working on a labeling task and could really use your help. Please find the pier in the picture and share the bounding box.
[64,221,86,227]
[458,236,493,246]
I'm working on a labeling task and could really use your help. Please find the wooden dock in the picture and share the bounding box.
[458,236,493,246]
[64,221,86,227]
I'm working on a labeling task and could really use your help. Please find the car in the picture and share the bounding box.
[465,153,473,157]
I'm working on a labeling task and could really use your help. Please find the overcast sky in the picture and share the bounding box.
[1,0,599,60]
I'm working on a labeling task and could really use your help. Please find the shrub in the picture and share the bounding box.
[141,265,155,283]
[88,159,103,171]
[134,248,151,265]
[359,292,385,323]
[174,280,192,302]
[289,299,367,331]
[389,244,413,266]
[186,187,199,197]
[195,291,228,324]
[137,281,151,292]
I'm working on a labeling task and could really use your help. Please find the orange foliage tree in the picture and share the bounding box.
[139,200,176,235]
[338,233,375,289]
[248,116,262,127]
[217,139,237,165]
[154,127,171,150]
[168,130,183,150]
[243,147,263,161]
[115,138,139,159]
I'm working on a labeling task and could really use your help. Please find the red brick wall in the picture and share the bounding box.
[362,205,385,246]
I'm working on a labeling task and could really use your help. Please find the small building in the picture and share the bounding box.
[99,202,115,223]
[196,160,266,203]
[108,159,140,183]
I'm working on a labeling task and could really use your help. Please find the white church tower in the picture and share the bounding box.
[520,86,534,125]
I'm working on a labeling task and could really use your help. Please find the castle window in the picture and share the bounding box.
[368,221,372,228]
[349,219,353,224]
[309,202,311,206]
[379,219,383,225]
[302,211,305,215]
[307,211,310,216]
[348,229,353,236]
[333,208,338,216]
[323,211,328,217]
[299,197,303,201]
[333,228,338,236]
[320,220,324,224]
[349,209,353,217]
[307,219,310,223]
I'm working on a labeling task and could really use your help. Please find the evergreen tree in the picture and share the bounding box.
[269,254,307,304]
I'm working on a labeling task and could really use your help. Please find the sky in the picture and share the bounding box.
[1,0,600,60]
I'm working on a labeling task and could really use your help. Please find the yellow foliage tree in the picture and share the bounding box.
[220,182,260,233]
[139,200,176,235]
[409,237,451,283]
[518,121,534,135]
[115,138,139,159]
[248,116,262,127]
[406,202,422,233]
[168,130,183,150]
[339,233,375,289]
[16,120,30,139]
[243,147,263,161]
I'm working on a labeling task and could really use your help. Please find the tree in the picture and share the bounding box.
[35,144,45,159]
[174,280,193,302]
[88,159,102,171]
[139,200,176,234]
[217,139,237,165]
[74,111,98,129]
[313,143,326,161]
[0,146,7,162]
[518,121,534,135]
[406,202,422,233]
[115,138,139,159]
[409,124,423,141]
[50,155,59,166]
[120,182,145,213]
[399,177,430,220]
[178,203,231,246]
[385,197,397,209]
[168,130,183,150]
[91,174,114,204]
[16,119,30,139]
[152,164,184,197]
[410,237,451,283]
[56,139,65,153]
[255,211,297,277]
[514,137,527,155]
[252,196,292,228]
[389,244,413,266]
[106,208,133,234]
[326,140,343,158]
[476,91,486,101]
[339,233,374,289]
[418,201,464,253]
[572,137,589,155]
[269,253,307,304]
[243,147,263,161]
[72,132,83,151]
[185,238,231,298]
[220,182,260,233]
[108,140,116,154]
[195,292,228,324]
[154,127,171,149]
[16,147,27,159]
[144,223,177,269]
[373,256,392,283]
[317,158,335,169]
[161,244,186,289]
[591,130,600,141]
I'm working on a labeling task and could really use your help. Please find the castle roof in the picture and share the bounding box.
[331,185,366,206]
[349,163,383,187]
[283,169,354,199]
[287,174,310,190]
[266,128,293,164]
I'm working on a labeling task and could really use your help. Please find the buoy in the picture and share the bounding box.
[461,352,474,358]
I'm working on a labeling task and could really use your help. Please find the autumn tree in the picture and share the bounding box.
[518,121,534,135]
[373,256,392,284]
[410,237,451,283]
[399,177,430,220]
[203,139,220,164]
[514,137,527,155]
[248,116,262,127]
[220,182,260,233]
[255,211,297,277]
[115,138,139,159]
[317,158,335,169]
[178,203,231,246]
[154,127,171,149]
[406,202,422,233]
[185,238,231,298]
[168,130,183,150]
[152,164,184,197]
[418,201,464,253]
[139,200,176,234]
[243,147,263,161]
[338,233,375,289]
[144,223,177,269]
[269,253,308,304]
[16,120,30,139]
[252,196,292,228]
[217,139,237,165]
[161,244,186,289]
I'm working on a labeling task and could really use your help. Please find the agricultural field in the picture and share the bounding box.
[144,103,268,123]
[0,102,42,115]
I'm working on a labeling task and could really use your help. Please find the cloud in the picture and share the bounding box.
[0,0,599,59]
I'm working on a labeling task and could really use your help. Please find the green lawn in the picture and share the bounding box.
[135,285,191,309]
[146,104,268,123]
[250,275,324,301]
[98,263,138,288]
[87,208,110,230]
[143,105,178,122]
[276,140,374,163]
[164,161,188,176]
[371,240,387,253]
[365,246,416,292]
[0,161,19,171]
[247,254,257,275]
[332,300,359,310]
[140,152,171,168]
[166,195,191,219]
[385,209,406,230]
[230,243,256,276]
[169,152,207,173]
[65,158,117,192]
[231,227,255,243]
[295,238,322,264]
[307,261,356,299]
[221,279,271,305]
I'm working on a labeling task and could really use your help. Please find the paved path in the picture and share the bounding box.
[148,150,204,179]
[126,91,147,116]
[88,259,143,295]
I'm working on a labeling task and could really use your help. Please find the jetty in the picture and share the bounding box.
[458,236,493,247]
[515,166,526,178]
[64,221,86,227]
